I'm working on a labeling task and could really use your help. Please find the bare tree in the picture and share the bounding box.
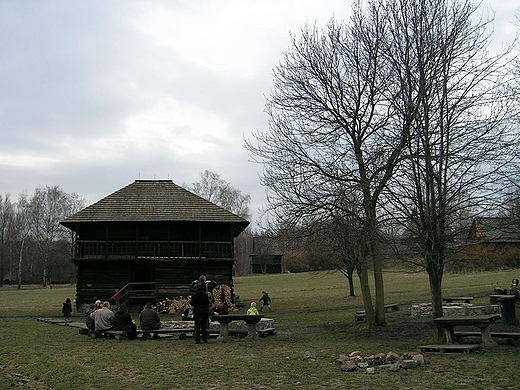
[0,194,16,286]
[186,170,253,275]
[246,3,414,325]
[381,0,518,326]
[15,193,31,288]
[27,186,77,286]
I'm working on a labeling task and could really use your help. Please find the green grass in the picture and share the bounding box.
[1,269,520,389]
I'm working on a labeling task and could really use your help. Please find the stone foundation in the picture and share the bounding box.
[410,303,500,318]
[168,318,275,332]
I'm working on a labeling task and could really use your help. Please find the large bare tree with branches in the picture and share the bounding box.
[247,0,517,327]
[381,0,518,324]
[246,3,411,325]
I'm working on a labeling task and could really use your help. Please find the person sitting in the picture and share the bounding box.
[181,306,194,321]
[247,302,259,315]
[210,301,228,321]
[85,303,96,332]
[90,301,115,332]
[139,302,161,339]
[112,302,137,339]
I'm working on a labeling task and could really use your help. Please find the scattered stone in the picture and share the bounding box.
[339,350,426,374]
[349,355,363,364]
[304,351,315,360]
[386,351,400,363]
[412,354,425,365]
[401,360,418,369]
[402,351,420,360]
[341,361,358,371]
[367,353,386,367]
[336,355,349,364]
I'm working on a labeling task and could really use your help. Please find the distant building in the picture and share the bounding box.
[250,236,283,274]
[450,217,520,271]
[60,180,249,309]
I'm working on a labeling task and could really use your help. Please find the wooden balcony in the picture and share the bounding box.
[74,240,233,260]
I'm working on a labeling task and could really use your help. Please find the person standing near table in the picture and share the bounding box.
[190,284,210,344]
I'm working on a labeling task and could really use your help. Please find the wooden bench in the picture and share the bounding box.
[137,329,188,339]
[454,331,520,345]
[443,297,473,304]
[89,328,198,339]
[417,344,481,354]
[355,304,400,321]
[433,314,500,346]
[90,330,129,339]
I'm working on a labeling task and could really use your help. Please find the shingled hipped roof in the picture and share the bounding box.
[60,180,249,231]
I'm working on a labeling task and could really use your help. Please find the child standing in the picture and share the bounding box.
[259,291,272,312]
[247,302,260,315]
[62,298,72,324]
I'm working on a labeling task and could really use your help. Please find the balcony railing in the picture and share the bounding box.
[75,240,232,259]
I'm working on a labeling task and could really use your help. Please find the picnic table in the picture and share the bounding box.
[213,314,264,342]
[433,314,500,346]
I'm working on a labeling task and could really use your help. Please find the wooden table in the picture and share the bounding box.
[434,314,500,346]
[213,314,264,342]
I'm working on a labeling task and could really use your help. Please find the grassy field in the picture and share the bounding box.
[1,269,520,389]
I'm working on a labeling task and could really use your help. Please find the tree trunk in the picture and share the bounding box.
[17,237,24,289]
[426,252,445,341]
[357,262,375,325]
[372,255,386,325]
[347,266,355,297]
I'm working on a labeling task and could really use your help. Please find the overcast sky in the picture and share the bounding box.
[0,1,518,227]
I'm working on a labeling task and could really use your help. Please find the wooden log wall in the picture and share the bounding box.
[75,258,235,309]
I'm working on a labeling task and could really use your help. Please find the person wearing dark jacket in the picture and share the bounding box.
[85,303,95,332]
[259,291,272,312]
[139,302,161,339]
[139,302,161,331]
[112,302,137,339]
[210,301,229,321]
[189,275,218,293]
[62,298,73,324]
[190,286,210,344]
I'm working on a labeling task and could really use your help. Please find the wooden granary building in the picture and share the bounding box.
[60,180,249,310]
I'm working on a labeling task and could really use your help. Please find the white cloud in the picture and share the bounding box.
[0,0,517,227]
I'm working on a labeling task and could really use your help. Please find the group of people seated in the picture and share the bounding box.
[85,300,161,339]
